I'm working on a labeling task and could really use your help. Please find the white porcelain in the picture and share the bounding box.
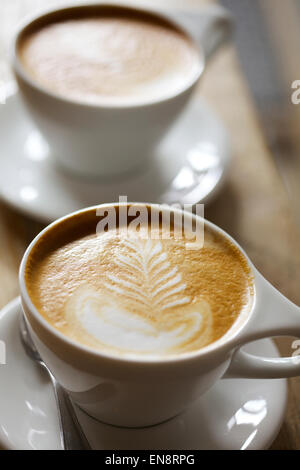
[0,90,230,223]
[0,298,288,450]
[19,203,300,427]
[11,2,232,178]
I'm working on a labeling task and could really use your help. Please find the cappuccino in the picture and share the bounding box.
[18,6,202,105]
[25,206,253,357]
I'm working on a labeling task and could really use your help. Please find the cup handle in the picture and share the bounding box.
[224,270,300,379]
[167,5,233,62]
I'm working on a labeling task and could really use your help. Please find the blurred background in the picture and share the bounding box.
[0,0,299,449]
[222,0,300,228]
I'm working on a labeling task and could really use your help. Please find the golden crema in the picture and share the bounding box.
[25,208,254,357]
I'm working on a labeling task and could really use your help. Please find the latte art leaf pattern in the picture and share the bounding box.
[65,238,214,355]
[105,238,191,313]
[26,210,253,356]
[65,287,209,353]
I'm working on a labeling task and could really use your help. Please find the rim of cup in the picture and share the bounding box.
[11,2,205,110]
[19,203,256,368]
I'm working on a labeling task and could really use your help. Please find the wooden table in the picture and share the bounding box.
[0,0,299,450]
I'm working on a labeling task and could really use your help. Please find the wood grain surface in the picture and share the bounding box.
[0,0,299,450]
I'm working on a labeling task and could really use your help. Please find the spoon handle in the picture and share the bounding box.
[49,373,92,450]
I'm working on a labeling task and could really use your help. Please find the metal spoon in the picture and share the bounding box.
[19,314,92,450]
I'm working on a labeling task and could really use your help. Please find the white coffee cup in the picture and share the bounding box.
[11,2,232,178]
[19,203,300,427]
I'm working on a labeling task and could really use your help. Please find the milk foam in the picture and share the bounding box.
[64,238,214,355]
[66,285,211,353]
[25,211,253,357]
[19,16,202,104]
[104,239,190,311]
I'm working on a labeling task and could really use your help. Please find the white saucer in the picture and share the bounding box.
[0,298,287,450]
[0,87,230,223]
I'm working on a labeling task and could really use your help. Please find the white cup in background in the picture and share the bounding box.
[11,3,232,178]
